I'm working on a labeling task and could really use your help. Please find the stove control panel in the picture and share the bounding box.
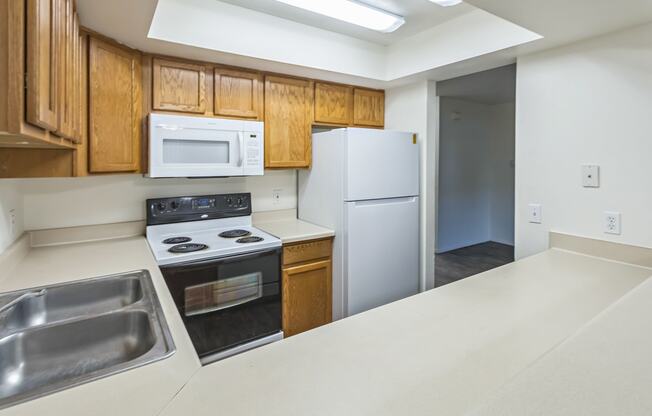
[146,193,252,225]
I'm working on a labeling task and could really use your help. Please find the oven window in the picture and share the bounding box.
[162,139,229,164]
[184,272,262,316]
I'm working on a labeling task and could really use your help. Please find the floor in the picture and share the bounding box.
[435,242,515,287]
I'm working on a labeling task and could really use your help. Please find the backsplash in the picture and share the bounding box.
[17,170,296,231]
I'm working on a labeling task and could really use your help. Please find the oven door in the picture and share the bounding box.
[149,124,244,178]
[160,248,282,361]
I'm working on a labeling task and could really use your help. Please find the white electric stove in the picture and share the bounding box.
[147,216,281,266]
[145,193,283,364]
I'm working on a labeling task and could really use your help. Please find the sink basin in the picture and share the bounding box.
[0,271,175,410]
[0,277,143,335]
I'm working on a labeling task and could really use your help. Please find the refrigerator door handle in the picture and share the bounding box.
[352,196,417,207]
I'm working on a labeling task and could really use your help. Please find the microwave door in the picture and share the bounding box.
[150,127,244,177]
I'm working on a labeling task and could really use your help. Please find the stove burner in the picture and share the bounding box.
[162,237,192,244]
[235,236,264,244]
[168,243,208,253]
[219,229,251,238]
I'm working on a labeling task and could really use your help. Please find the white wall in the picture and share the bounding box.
[19,171,296,231]
[0,180,23,254]
[385,81,438,291]
[437,98,514,252]
[515,22,652,258]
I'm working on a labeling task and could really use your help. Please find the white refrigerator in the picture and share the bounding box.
[298,128,420,319]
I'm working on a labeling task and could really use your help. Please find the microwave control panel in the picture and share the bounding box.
[146,193,252,225]
[244,131,263,175]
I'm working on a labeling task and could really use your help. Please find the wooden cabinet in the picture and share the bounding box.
[353,88,384,127]
[282,238,333,337]
[56,0,82,143]
[214,68,263,119]
[152,58,207,114]
[25,0,61,131]
[314,82,353,125]
[88,37,142,173]
[264,76,314,168]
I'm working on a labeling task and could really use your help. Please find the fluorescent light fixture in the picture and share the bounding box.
[429,0,463,6]
[274,0,405,33]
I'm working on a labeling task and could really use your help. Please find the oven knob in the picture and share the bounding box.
[236,198,243,206]
[170,201,179,210]
[156,202,166,211]
[226,197,233,206]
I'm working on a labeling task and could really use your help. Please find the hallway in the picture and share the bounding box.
[435,242,514,287]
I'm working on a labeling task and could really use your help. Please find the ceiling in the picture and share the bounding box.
[76,0,652,88]
[437,64,516,105]
[218,0,475,45]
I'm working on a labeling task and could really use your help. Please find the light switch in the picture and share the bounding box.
[582,165,600,187]
[528,204,542,224]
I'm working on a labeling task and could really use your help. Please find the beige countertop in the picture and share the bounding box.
[160,247,652,416]
[253,209,334,244]
[471,269,652,416]
[1,227,650,416]
[0,233,201,416]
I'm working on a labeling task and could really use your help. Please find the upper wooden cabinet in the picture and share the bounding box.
[214,68,263,119]
[25,0,61,132]
[353,88,385,127]
[152,58,207,114]
[314,82,353,126]
[264,76,314,168]
[88,37,142,173]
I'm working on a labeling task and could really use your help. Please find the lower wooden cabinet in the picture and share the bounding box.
[282,238,333,337]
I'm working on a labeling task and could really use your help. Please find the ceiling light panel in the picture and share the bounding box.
[429,0,463,6]
[273,0,405,33]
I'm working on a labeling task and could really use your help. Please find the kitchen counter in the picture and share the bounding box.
[0,230,201,416]
[470,269,652,416]
[160,244,652,416]
[0,227,650,416]
[253,209,334,244]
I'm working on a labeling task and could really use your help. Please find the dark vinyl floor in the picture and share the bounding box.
[435,241,514,287]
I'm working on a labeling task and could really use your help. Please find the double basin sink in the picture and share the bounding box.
[0,270,175,409]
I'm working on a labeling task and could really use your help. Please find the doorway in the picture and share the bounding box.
[435,65,516,287]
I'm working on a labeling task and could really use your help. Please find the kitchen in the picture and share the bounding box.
[1,0,652,415]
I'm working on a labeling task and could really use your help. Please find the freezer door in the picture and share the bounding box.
[344,129,419,201]
[344,197,420,316]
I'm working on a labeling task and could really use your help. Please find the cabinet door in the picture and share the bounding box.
[264,76,314,168]
[214,68,263,119]
[152,58,207,114]
[56,0,73,140]
[314,82,352,125]
[88,37,142,172]
[282,260,332,337]
[353,88,384,127]
[26,0,61,131]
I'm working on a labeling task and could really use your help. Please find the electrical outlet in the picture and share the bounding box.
[8,209,16,238]
[604,211,621,235]
[272,189,282,205]
[528,204,542,224]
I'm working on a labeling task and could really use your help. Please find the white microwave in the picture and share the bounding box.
[148,114,264,178]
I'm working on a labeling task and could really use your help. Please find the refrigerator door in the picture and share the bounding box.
[344,129,419,201]
[344,196,420,316]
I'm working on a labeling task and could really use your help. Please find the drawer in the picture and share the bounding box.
[283,238,332,266]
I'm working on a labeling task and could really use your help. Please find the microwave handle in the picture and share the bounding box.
[237,132,244,167]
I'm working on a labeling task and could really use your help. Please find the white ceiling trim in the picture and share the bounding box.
[147,0,541,83]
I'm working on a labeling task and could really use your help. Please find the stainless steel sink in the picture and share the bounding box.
[0,271,175,409]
